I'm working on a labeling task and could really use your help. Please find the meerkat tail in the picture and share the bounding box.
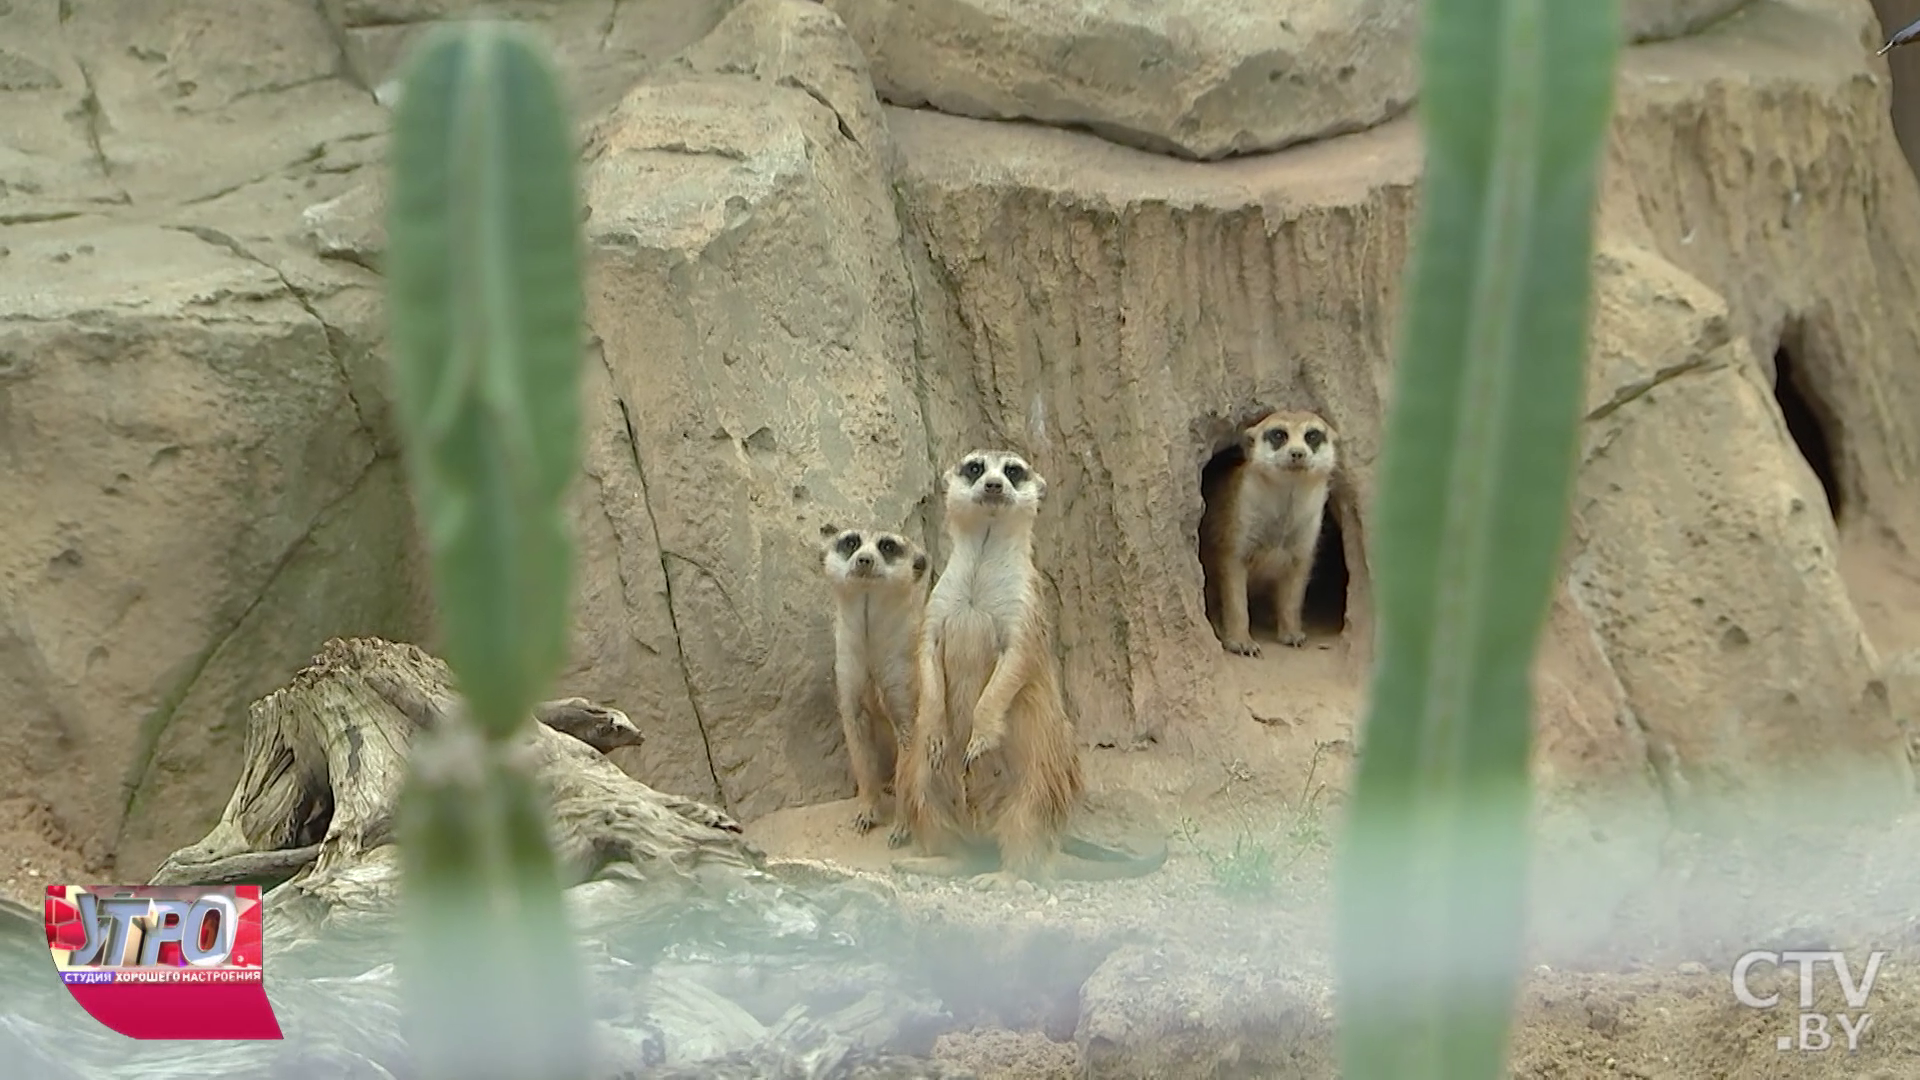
[1060,834,1166,864]
[1050,836,1169,881]
[892,853,992,878]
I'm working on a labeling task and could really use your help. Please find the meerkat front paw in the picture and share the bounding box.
[974,870,1023,892]
[923,733,948,770]
[962,730,1000,765]
[1223,637,1262,658]
[1278,629,1307,648]
[887,822,913,849]
[852,804,881,834]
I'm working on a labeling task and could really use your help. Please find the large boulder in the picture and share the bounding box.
[0,0,424,877]
[563,0,940,815]
[821,0,1419,161]
[1570,241,1912,828]
[316,0,738,114]
[0,216,424,877]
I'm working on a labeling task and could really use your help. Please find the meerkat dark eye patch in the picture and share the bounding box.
[960,459,987,482]
[1265,428,1288,448]
[877,537,902,559]
[1303,429,1324,448]
[835,534,861,557]
[1002,462,1027,485]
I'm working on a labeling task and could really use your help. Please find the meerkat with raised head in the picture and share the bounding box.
[1199,408,1338,657]
[895,450,1167,886]
[820,523,930,839]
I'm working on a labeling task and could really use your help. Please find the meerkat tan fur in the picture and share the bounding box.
[820,523,929,839]
[895,450,1166,886]
[1199,408,1338,657]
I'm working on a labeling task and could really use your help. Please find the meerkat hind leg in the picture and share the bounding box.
[1273,559,1311,648]
[885,732,915,849]
[839,687,888,834]
[1217,557,1261,657]
[892,853,992,878]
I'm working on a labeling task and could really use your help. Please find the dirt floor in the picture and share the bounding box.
[3,535,1916,1078]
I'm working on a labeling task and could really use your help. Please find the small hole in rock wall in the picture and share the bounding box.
[1772,344,1842,521]
[1302,505,1349,637]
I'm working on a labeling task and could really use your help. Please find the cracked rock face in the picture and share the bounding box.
[1625,0,1753,42]
[821,0,1419,161]
[320,0,739,116]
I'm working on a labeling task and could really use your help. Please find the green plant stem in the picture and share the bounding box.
[1332,0,1622,1076]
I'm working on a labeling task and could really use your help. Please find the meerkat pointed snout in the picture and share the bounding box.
[1248,411,1336,475]
[823,526,925,586]
[1199,409,1339,657]
[946,450,1046,520]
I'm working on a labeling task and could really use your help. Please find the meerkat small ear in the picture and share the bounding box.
[912,553,929,580]
[819,522,839,540]
[1031,472,1048,501]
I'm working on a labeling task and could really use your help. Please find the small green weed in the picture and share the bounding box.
[1179,740,1340,901]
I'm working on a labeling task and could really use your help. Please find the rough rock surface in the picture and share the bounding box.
[559,0,940,812]
[0,0,436,878]
[822,0,1419,161]
[1626,0,1754,42]
[319,0,738,116]
[1884,646,1920,762]
[1571,242,1910,829]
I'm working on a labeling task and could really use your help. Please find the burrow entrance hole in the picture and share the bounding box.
[1198,439,1350,641]
[1771,343,1843,522]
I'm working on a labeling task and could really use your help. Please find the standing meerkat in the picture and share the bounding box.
[820,523,929,839]
[896,450,1166,886]
[1199,408,1338,657]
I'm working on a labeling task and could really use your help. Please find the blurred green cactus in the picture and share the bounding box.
[384,19,589,1080]
[1333,0,1622,1077]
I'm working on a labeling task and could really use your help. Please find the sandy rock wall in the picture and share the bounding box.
[4,0,1918,879]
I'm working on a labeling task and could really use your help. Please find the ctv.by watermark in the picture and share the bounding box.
[1731,949,1887,1052]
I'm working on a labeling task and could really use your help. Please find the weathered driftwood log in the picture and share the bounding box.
[148,637,752,899]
